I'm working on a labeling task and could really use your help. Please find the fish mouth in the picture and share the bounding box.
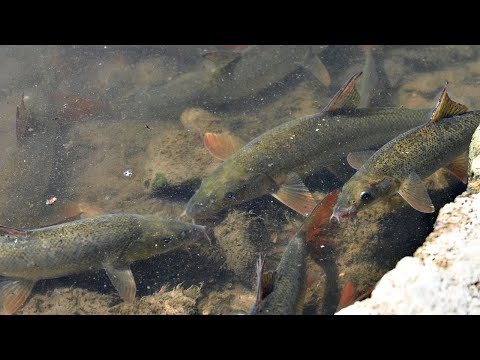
[330,207,357,223]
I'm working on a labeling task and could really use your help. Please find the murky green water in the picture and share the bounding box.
[0,45,476,314]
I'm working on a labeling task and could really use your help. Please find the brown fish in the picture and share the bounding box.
[332,81,477,220]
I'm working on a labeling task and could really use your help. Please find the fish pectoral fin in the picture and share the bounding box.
[346,150,376,170]
[0,225,29,237]
[445,151,469,184]
[323,72,362,113]
[203,132,246,161]
[336,281,356,313]
[301,49,331,87]
[430,81,469,123]
[103,261,136,303]
[398,173,435,213]
[304,188,340,246]
[0,279,35,314]
[271,173,317,217]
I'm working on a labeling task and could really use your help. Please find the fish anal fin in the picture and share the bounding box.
[203,132,245,161]
[0,279,35,314]
[430,81,469,123]
[323,72,362,113]
[0,225,28,237]
[445,152,468,184]
[271,173,317,217]
[103,261,136,303]
[398,173,435,213]
[346,150,376,170]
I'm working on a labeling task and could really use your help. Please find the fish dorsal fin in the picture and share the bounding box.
[202,51,242,68]
[0,279,35,315]
[445,151,468,184]
[103,261,136,303]
[430,81,469,123]
[346,150,376,170]
[271,172,317,217]
[323,72,362,113]
[0,225,29,237]
[304,189,340,243]
[301,48,331,87]
[203,132,246,161]
[398,172,434,213]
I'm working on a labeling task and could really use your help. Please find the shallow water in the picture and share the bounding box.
[0,45,476,315]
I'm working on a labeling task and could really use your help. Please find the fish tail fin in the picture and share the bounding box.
[0,279,35,315]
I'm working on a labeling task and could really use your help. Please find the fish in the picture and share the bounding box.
[0,95,62,228]
[184,72,434,221]
[0,213,208,314]
[332,81,478,220]
[358,45,379,108]
[250,190,339,315]
[134,45,331,120]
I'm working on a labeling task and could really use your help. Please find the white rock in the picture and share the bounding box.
[337,193,480,315]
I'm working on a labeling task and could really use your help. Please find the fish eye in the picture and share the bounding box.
[225,191,235,200]
[360,191,371,201]
[163,237,173,244]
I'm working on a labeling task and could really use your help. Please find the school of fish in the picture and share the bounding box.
[1,46,478,315]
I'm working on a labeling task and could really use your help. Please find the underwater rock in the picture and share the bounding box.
[213,210,269,283]
[17,284,202,315]
[336,138,480,314]
[150,172,169,194]
[111,284,201,315]
[469,125,480,187]
[337,192,480,315]
[145,127,219,193]
[197,286,255,315]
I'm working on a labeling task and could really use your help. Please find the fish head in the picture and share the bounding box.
[184,166,273,220]
[332,173,398,222]
[126,215,210,262]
